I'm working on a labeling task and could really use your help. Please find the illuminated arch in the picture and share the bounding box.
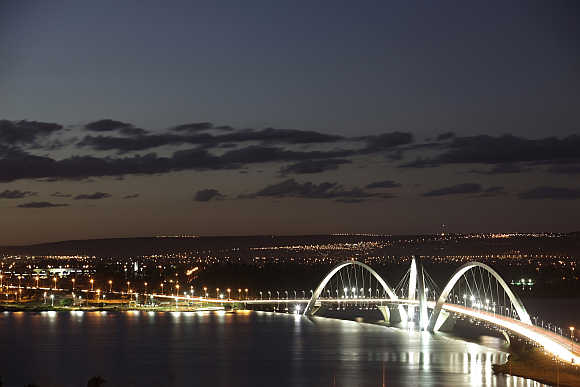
[427,261,532,331]
[303,260,404,319]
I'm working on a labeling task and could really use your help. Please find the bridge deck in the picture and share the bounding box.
[442,303,580,364]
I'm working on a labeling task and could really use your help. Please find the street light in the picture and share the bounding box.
[50,294,54,307]
[245,288,248,300]
[238,288,241,299]
[227,288,231,300]
[53,277,57,290]
[127,281,131,293]
[571,327,575,352]
[160,283,164,294]
[145,282,148,294]
[109,280,112,292]
[36,276,40,288]
[175,284,180,297]
[71,278,75,290]
[90,278,94,291]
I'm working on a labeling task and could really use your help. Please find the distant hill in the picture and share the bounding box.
[1,233,580,258]
[0,234,389,256]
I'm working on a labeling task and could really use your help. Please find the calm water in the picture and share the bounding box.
[0,310,545,387]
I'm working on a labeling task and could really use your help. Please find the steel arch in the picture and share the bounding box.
[427,261,532,331]
[303,260,403,318]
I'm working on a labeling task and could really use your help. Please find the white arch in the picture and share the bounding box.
[427,261,532,331]
[303,260,404,319]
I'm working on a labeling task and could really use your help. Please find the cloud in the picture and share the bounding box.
[78,127,345,152]
[172,122,214,132]
[402,135,580,168]
[479,186,507,197]
[51,192,72,198]
[547,164,580,174]
[0,189,36,199]
[119,127,148,136]
[436,132,455,141]
[280,159,351,175]
[335,198,366,204]
[422,183,482,197]
[194,189,224,202]
[74,192,112,200]
[240,178,393,202]
[0,120,62,145]
[123,193,140,199]
[85,119,133,132]
[470,163,528,175]
[360,132,414,153]
[365,180,401,189]
[17,201,69,208]
[518,186,580,200]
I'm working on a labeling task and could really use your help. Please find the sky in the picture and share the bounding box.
[1,0,579,245]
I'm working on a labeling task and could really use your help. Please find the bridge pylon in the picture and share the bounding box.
[409,256,429,330]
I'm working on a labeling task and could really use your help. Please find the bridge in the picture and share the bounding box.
[4,257,578,365]
[153,257,579,365]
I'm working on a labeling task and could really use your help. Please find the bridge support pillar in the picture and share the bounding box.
[408,257,418,322]
[432,310,455,331]
[377,305,406,324]
[377,306,390,323]
[414,256,429,331]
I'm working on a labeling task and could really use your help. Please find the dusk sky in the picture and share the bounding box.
[1,1,579,245]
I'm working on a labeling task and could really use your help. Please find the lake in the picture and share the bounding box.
[0,310,545,387]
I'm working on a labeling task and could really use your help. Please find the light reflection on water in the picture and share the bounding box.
[0,311,546,387]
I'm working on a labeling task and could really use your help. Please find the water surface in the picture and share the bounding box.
[0,311,545,387]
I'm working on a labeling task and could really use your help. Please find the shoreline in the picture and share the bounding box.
[492,345,580,387]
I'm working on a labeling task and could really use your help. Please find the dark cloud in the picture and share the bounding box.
[123,194,140,199]
[365,180,401,189]
[518,186,580,200]
[172,122,214,132]
[119,127,148,136]
[422,183,482,197]
[0,189,36,199]
[280,159,351,175]
[78,127,344,152]
[335,198,366,204]
[479,186,507,197]
[74,192,112,200]
[470,163,528,175]
[17,201,69,208]
[0,120,62,145]
[436,132,455,141]
[0,147,221,182]
[85,119,133,132]
[547,164,580,174]
[402,135,580,168]
[240,179,393,202]
[219,146,354,165]
[78,133,187,152]
[360,132,414,153]
[51,192,72,198]
[194,189,224,202]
